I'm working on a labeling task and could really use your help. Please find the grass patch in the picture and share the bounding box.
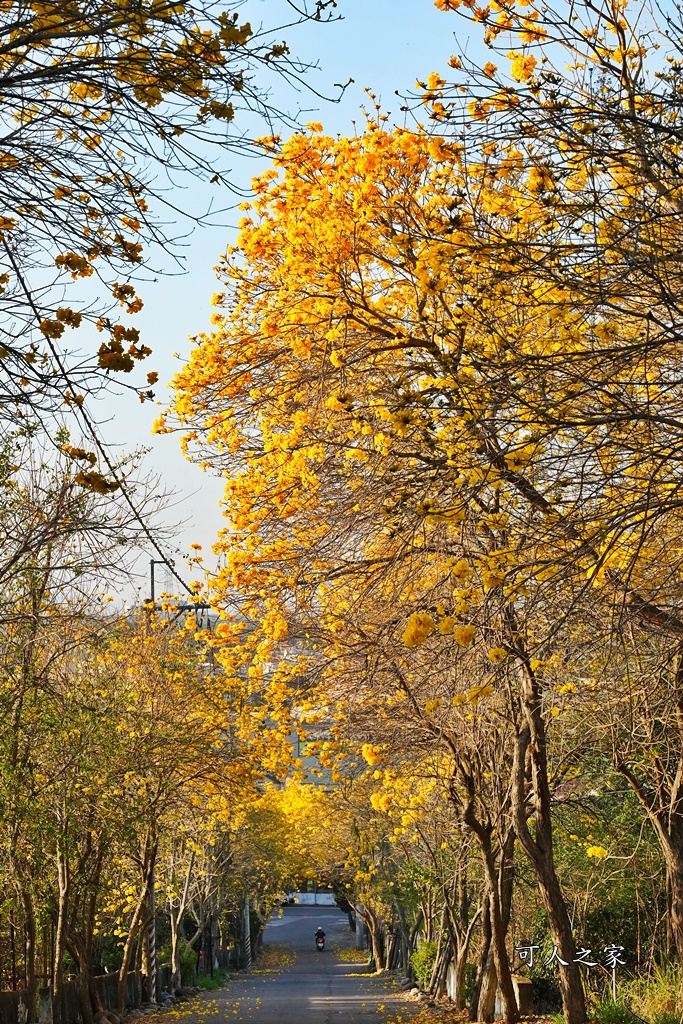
[195,970,229,991]
[621,965,681,1022]
[590,1001,636,1024]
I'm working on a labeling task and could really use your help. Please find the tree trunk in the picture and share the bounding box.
[466,833,515,1022]
[65,934,94,1024]
[118,892,151,1013]
[369,923,384,971]
[363,905,385,971]
[77,960,94,1024]
[393,904,409,976]
[617,654,683,1006]
[463,814,518,1023]
[85,843,106,1017]
[453,945,470,1011]
[141,912,151,1001]
[170,915,180,989]
[659,845,683,1005]
[487,883,516,1023]
[21,889,38,1024]
[478,945,498,1023]
[118,838,157,1014]
[169,846,195,983]
[53,843,70,1024]
[407,910,423,980]
[386,930,398,971]
[430,939,453,1000]
[471,898,491,1021]
[428,907,447,994]
[446,888,480,1011]
[513,661,588,1024]
[88,973,104,1017]
[135,931,143,1007]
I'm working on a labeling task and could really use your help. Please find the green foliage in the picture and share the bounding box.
[195,969,229,991]
[158,939,197,986]
[460,962,477,1009]
[652,1014,680,1024]
[621,965,681,1021]
[410,940,438,989]
[590,1001,636,1024]
[94,934,125,973]
[553,789,661,968]
[249,907,264,947]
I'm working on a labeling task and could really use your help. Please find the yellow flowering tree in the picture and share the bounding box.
[161,119,607,1020]
[0,0,337,431]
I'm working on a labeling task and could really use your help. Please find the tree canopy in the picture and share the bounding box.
[160,3,683,1020]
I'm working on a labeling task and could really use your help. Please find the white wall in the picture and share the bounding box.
[294,892,337,906]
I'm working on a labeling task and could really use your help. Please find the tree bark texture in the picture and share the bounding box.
[512,663,588,1024]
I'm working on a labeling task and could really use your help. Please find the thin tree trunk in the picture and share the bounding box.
[427,907,447,994]
[430,938,453,1000]
[118,838,157,1014]
[407,909,423,979]
[393,904,410,976]
[616,653,683,1005]
[658,845,683,1004]
[463,807,518,1023]
[22,889,38,1023]
[363,905,385,971]
[53,846,69,1024]
[512,660,587,1024]
[118,890,151,1013]
[386,930,398,971]
[170,850,195,989]
[453,945,470,1011]
[85,844,106,1017]
[478,945,498,1023]
[448,899,480,1010]
[471,898,492,1021]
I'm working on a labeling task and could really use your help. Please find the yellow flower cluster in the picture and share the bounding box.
[402,612,435,648]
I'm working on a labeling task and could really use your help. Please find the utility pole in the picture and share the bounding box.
[149,559,167,604]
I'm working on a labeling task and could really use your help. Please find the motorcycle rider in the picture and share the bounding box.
[315,927,325,943]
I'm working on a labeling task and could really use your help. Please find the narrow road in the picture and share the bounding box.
[175,906,428,1024]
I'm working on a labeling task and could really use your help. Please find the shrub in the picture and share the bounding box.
[158,938,197,986]
[195,969,228,991]
[652,1014,680,1024]
[621,964,681,1021]
[410,940,438,989]
[590,1001,637,1024]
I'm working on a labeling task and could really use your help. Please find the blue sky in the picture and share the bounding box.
[106,0,482,598]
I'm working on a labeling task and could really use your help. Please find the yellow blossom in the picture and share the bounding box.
[403,612,435,647]
[487,647,507,663]
[454,624,475,646]
[510,53,537,82]
[586,845,609,859]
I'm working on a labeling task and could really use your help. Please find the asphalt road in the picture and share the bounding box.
[178,906,423,1024]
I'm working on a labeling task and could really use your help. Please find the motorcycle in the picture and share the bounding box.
[315,934,325,951]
